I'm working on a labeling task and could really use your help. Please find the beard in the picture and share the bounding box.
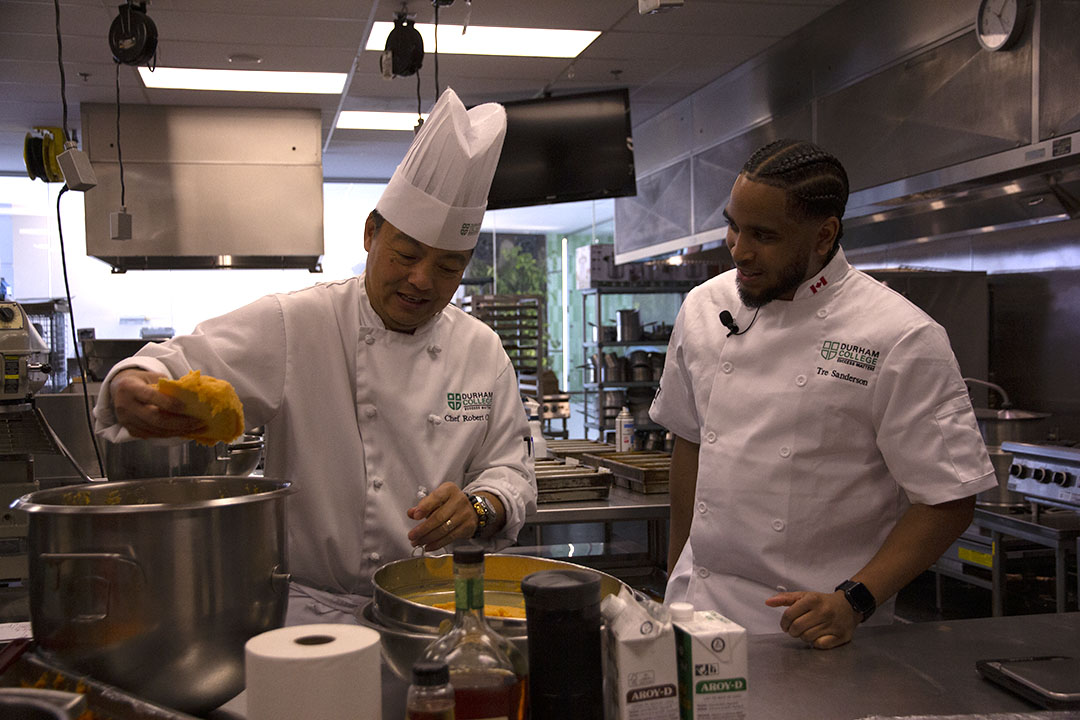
[736,248,811,309]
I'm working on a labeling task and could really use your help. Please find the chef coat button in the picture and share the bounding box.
[776,585,788,593]
[816,309,828,319]
[772,519,786,532]
[795,374,807,387]
[779,446,791,458]
[428,414,442,425]
[365,334,376,345]
[427,344,442,356]
[721,361,733,374]
[416,486,428,499]
[697,567,710,578]
[372,478,383,490]
[704,431,717,444]
[697,501,707,514]
[368,552,381,563]
[365,406,377,419]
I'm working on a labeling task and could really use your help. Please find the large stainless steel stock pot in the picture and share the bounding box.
[13,476,293,715]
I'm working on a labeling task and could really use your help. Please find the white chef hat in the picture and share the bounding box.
[375,87,506,251]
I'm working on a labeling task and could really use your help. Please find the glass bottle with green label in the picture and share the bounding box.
[420,546,528,720]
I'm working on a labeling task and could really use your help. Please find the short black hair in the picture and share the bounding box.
[369,209,386,233]
[742,139,849,244]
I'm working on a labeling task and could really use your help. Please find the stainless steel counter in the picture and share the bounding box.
[526,485,670,524]
[518,486,671,592]
[747,612,1080,718]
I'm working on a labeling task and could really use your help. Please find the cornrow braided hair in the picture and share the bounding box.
[742,138,850,250]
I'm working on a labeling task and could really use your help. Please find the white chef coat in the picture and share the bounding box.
[650,248,997,634]
[95,273,537,604]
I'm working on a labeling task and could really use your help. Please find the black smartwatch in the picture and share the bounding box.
[834,580,876,621]
[469,494,496,538]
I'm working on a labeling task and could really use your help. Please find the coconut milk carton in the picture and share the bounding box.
[601,587,680,720]
[670,602,748,720]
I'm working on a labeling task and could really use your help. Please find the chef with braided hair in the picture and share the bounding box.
[650,138,996,646]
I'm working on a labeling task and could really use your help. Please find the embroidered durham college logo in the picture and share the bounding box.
[820,340,880,372]
[447,391,494,411]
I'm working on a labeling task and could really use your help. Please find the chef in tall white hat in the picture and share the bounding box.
[96,87,537,626]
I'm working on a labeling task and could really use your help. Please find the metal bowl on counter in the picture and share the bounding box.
[13,476,293,716]
[359,553,625,679]
[357,600,529,682]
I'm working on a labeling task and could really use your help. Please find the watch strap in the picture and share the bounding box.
[468,494,495,538]
[834,580,876,621]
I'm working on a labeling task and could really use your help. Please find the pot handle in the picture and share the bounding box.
[271,565,291,591]
[0,689,88,718]
[39,552,147,622]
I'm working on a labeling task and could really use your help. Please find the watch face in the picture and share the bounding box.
[978,0,1021,51]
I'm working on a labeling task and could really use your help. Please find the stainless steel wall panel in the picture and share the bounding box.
[632,98,694,177]
[1038,0,1080,139]
[810,0,978,97]
[818,32,1032,192]
[690,43,812,153]
[988,269,1080,436]
[614,160,691,258]
[691,108,813,236]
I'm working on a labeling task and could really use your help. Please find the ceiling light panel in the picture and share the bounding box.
[336,111,428,130]
[138,67,347,93]
[365,22,600,58]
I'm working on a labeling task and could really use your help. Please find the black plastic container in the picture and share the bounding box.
[521,569,603,720]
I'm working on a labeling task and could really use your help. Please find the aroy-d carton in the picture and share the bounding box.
[670,602,748,720]
[601,587,680,720]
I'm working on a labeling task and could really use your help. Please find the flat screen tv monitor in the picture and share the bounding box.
[486,88,636,211]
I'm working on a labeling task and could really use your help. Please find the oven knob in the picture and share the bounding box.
[1009,464,1027,478]
[1051,471,1072,487]
[1032,468,1050,483]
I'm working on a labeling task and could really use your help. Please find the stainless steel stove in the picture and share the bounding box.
[932,441,1080,616]
[1003,441,1080,510]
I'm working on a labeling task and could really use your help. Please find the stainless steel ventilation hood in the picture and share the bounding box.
[82,104,324,272]
[843,131,1080,250]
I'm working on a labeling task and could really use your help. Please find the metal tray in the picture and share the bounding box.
[0,642,199,720]
[583,451,671,493]
[535,458,612,502]
[546,439,618,462]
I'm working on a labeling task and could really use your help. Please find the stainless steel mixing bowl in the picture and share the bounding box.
[356,600,529,682]
[371,553,625,636]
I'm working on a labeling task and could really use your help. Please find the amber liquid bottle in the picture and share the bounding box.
[420,546,528,720]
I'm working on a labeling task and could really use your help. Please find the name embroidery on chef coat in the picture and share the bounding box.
[816,340,881,388]
[444,391,493,423]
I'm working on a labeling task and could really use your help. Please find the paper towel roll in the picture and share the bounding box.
[246,623,382,720]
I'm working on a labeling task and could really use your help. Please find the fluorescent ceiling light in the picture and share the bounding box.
[337,111,428,131]
[366,23,600,58]
[137,67,346,93]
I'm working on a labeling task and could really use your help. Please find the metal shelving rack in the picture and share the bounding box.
[581,285,693,441]
[459,294,544,393]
